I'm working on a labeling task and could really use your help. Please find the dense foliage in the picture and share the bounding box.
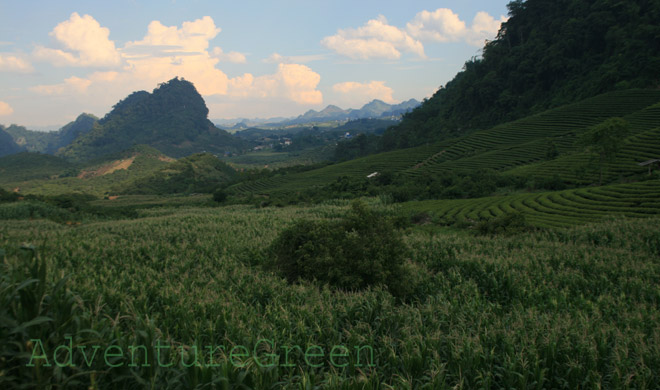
[58,78,249,162]
[267,201,411,297]
[382,0,660,149]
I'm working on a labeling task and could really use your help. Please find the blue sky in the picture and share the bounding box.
[0,0,510,128]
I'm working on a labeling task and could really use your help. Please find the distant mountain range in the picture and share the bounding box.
[1,78,421,162]
[214,99,420,129]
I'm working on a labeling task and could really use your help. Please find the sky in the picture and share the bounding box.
[0,0,510,129]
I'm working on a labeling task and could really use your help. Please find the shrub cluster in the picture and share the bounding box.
[475,211,531,235]
[267,201,411,297]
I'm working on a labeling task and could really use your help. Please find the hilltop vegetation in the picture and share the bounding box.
[58,78,249,162]
[382,0,660,149]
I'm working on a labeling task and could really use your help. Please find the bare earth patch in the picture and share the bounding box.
[78,157,136,179]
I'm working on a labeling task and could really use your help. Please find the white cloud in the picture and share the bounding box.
[23,15,324,123]
[263,52,327,64]
[0,54,33,73]
[228,63,322,105]
[211,47,247,64]
[0,101,14,116]
[333,81,395,105]
[264,53,285,63]
[407,8,507,47]
[468,12,508,46]
[31,76,92,95]
[125,16,220,55]
[321,15,425,60]
[114,16,230,96]
[33,12,120,67]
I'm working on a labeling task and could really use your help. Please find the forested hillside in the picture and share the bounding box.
[0,128,22,157]
[4,114,97,154]
[382,0,660,149]
[58,78,249,162]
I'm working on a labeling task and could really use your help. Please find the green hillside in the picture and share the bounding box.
[118,153,238,195]
[402,180,660,229]
[3,146,171,196]
[228,143,441,197]
[382,0,660,150]
[406,89,660,179]
[3,114,97,154]
[58,78,249,162]
[227,89,660,199]
[0,152,74,183]
[0,127,22,157]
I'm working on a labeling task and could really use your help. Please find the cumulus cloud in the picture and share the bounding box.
[332,81,395,105]
[24,15,324,122]
[407,8,507,47]
[228,63,322,105]
[321,15,425,60]
[0,54,33,73]
[211,47,247,63]
[31,76,92,95]
[125,16,220,55]
[0,101,14,116]
[115,16,230,96]
[33,13,120,67]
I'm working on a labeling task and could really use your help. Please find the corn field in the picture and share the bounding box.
[1,201,660,389]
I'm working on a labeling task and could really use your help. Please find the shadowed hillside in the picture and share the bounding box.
[382,0,660,149]
[58,77,249,162]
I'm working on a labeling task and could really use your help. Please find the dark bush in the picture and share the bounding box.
[475,211,531,235]
[267,201,411,297]
[213,188,228,203]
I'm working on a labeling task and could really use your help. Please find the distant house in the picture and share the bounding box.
[284,139,292,146]
[344,132,352,139]
[253,145,265,151]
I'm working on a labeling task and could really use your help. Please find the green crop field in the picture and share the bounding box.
[2,199,660,388]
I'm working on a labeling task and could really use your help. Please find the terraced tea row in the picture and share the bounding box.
[401,180,660,228]
[507,125,660,183]
[408,89,660,177]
